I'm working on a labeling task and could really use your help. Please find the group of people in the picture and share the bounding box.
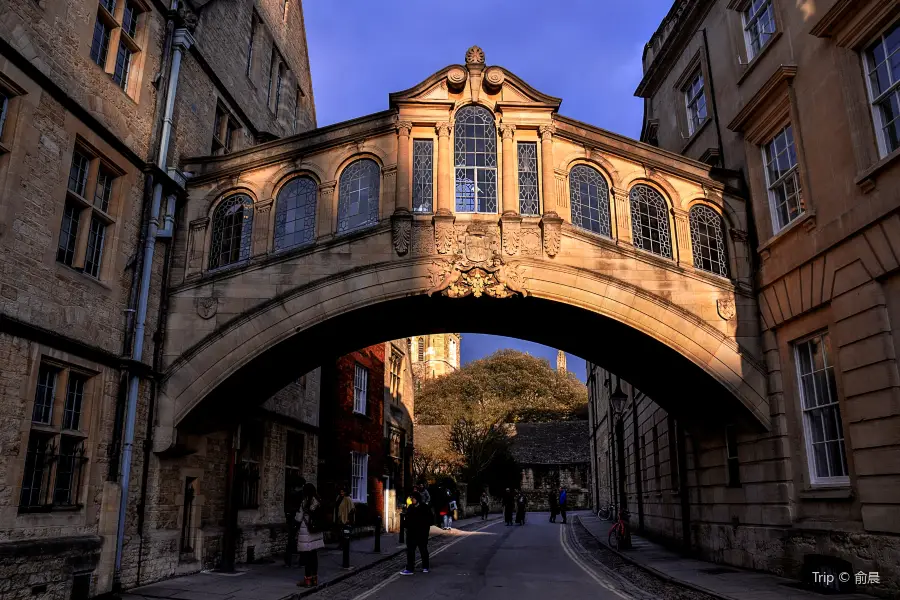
[501,488,530,526]
[548,486,568,524]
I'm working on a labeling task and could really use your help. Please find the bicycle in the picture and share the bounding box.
[607,509,629,550]
[597,500,615,521]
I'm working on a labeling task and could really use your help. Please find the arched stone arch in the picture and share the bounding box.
[262,161,325,201]
[623,174,682,208]
[451,98,499,117]
[199,182,261,218]
[154,258,770,453]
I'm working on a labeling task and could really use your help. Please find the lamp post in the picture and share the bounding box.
[608,377,631,548]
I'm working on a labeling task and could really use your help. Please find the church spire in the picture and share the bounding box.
[557,350,566,374]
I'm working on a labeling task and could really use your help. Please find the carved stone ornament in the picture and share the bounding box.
[447,67,467,90]
[717,298,736,321]
[501,216,521,256]
[196,297,217,320]
[541,212,563,257]
[436,122,452,138]
[434,217,455,254]
[396,120,413,136]
[465,45,486,65]
[426,245,528,299]
[484,66,505,91]
[391,211,412,255]
[499,122,516,140]
[539,124,556,140]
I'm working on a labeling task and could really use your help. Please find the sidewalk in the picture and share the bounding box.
[122,514,499,600]
[577,514,874,600]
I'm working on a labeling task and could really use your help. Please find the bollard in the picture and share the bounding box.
[342,526,351,568]
[374,515,382,552]
[398,513,405,544]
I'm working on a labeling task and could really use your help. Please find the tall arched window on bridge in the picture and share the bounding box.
[417,337,425,362]
[209,193,254,270]
[454,105,498,213]
[629,184,672,258]
[337,158,380,234]
[689,204,729,277]
[274,176,317,251]
[569,165,611,237]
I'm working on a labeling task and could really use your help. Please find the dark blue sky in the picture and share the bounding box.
[303,0,672,383]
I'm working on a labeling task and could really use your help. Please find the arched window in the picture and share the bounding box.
[454,105,498,213]
[629,184,672,258]
[569,165,611,237]
[209,194,253,269]
[690,205,729,277]
[417,337,425,362]
[337,159,380,234]
[274,176,317,251]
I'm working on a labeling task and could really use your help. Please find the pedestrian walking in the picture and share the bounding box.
[480,491,490,520]
[438,490,452,530]
[515,491,527,525]
[503,488,514,526]
[284,481,304,566]
[335,486,355,528]
[419,482,431,507]
[295,483,324,588]
[547,489,558,523]
[558,486,568,524]
[399,491,432,575]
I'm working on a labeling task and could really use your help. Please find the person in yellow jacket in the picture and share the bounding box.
[335,486,355,527]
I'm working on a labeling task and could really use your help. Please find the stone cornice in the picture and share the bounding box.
[727,65,797,137]
[808,0,899,47]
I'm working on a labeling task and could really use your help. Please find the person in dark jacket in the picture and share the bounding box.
[479,491,490,520]
[558,487,568,524]
[547,489,559,523]
[502,488,515,526]
[400,491,431,575]
[515,491,527,525]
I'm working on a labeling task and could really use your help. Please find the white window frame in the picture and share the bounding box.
[683,69,707,136]
[741,0,776,61]
[761,124,803,233]
[861,19,900,159]
[353,363,368,415]
[794,332,850,487]
[350,451,368,503]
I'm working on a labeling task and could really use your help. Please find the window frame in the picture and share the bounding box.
[336,158,381,234]
[273,176,318,252]
[453,105,499,214]
[861,19,900,159]
[389,349,402,402]
[569,163,612,238]
[793,332,850,487]
[629,183,673,258]
[90,0,147,98]
[740,0,777,61]
[683,69,708,136]
[353,362,368,415]
[208,193,254,270]
[517,141,540,216]
[761,124,804,233]
[412,138,435,214]
[57,142,122,280]
[689,204,730,277]
[350,451,368,503]
[211,102,241,156]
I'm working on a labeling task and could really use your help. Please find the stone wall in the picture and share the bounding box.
[519,464,591,511]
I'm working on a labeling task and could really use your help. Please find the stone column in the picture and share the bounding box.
[499,122,517,215]
[318,181,337,237]
[539,124,556,213]
[395,121,413,213]
[435,122,453,215]
[252,198,274,257]
[672,207,693,267]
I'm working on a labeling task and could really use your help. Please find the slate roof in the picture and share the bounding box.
[509,421,590,465]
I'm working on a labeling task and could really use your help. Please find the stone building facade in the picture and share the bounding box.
[411,333,461,383]
[510,421,591,511]
[318,340,415,534]
[621,0,900,596]
[0,0,314,597]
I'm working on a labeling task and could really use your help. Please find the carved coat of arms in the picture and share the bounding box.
[717,297,736,320]
[197,297,217,320]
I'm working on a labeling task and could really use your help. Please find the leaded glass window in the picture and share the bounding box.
[209,194,253,269]
[56,203,80,267]
[90,16,111,67]
[517,142,539,216]
[412,139,434,213]
[32,365,58,425]
[274,176,317,251]
[112,43,132,90]
[337,159,380,233]
[68,151,90,197]
[569,165,611,237]
[454,105,497,213]
[94,167,113,213]
[630,184,672,258]
[742,0,775,60]
[63,374,86,431]
[689,205,728,277]
[84,216,106,279]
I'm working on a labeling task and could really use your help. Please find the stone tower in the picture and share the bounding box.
[411,333,462,383]
[557,350,567,374]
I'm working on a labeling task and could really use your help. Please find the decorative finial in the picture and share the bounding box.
[465,45,485,65]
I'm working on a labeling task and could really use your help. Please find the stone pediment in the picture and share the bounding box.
[389,46,562,110]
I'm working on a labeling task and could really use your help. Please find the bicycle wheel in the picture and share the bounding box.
[608,527,619,550]
[598,506,611,521]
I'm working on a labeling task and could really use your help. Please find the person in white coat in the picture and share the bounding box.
[295,483,325,588]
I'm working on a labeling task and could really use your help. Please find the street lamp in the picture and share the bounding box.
[609,379,628,416]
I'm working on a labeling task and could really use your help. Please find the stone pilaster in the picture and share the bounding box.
[435,122,452,215]
[672,207,693,267]
[612,187,633,244]
[318,180,337,237]
[186,217,209,278]
[252,199,273,257]
[499,122,518,215]
[539,124,555,213]
[395,121,412,213]
[541,211,563,257]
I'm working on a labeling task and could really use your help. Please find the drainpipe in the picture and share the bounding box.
[113,26,195,585]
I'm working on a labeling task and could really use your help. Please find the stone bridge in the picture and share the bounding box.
[155,47,765,451]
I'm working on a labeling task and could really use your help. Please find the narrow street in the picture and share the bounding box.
[313,514,646,600]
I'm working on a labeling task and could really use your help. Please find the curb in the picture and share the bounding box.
[292,517,502,599]
[574,516,736,600]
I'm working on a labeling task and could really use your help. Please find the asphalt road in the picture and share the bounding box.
[327,513,636,600]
